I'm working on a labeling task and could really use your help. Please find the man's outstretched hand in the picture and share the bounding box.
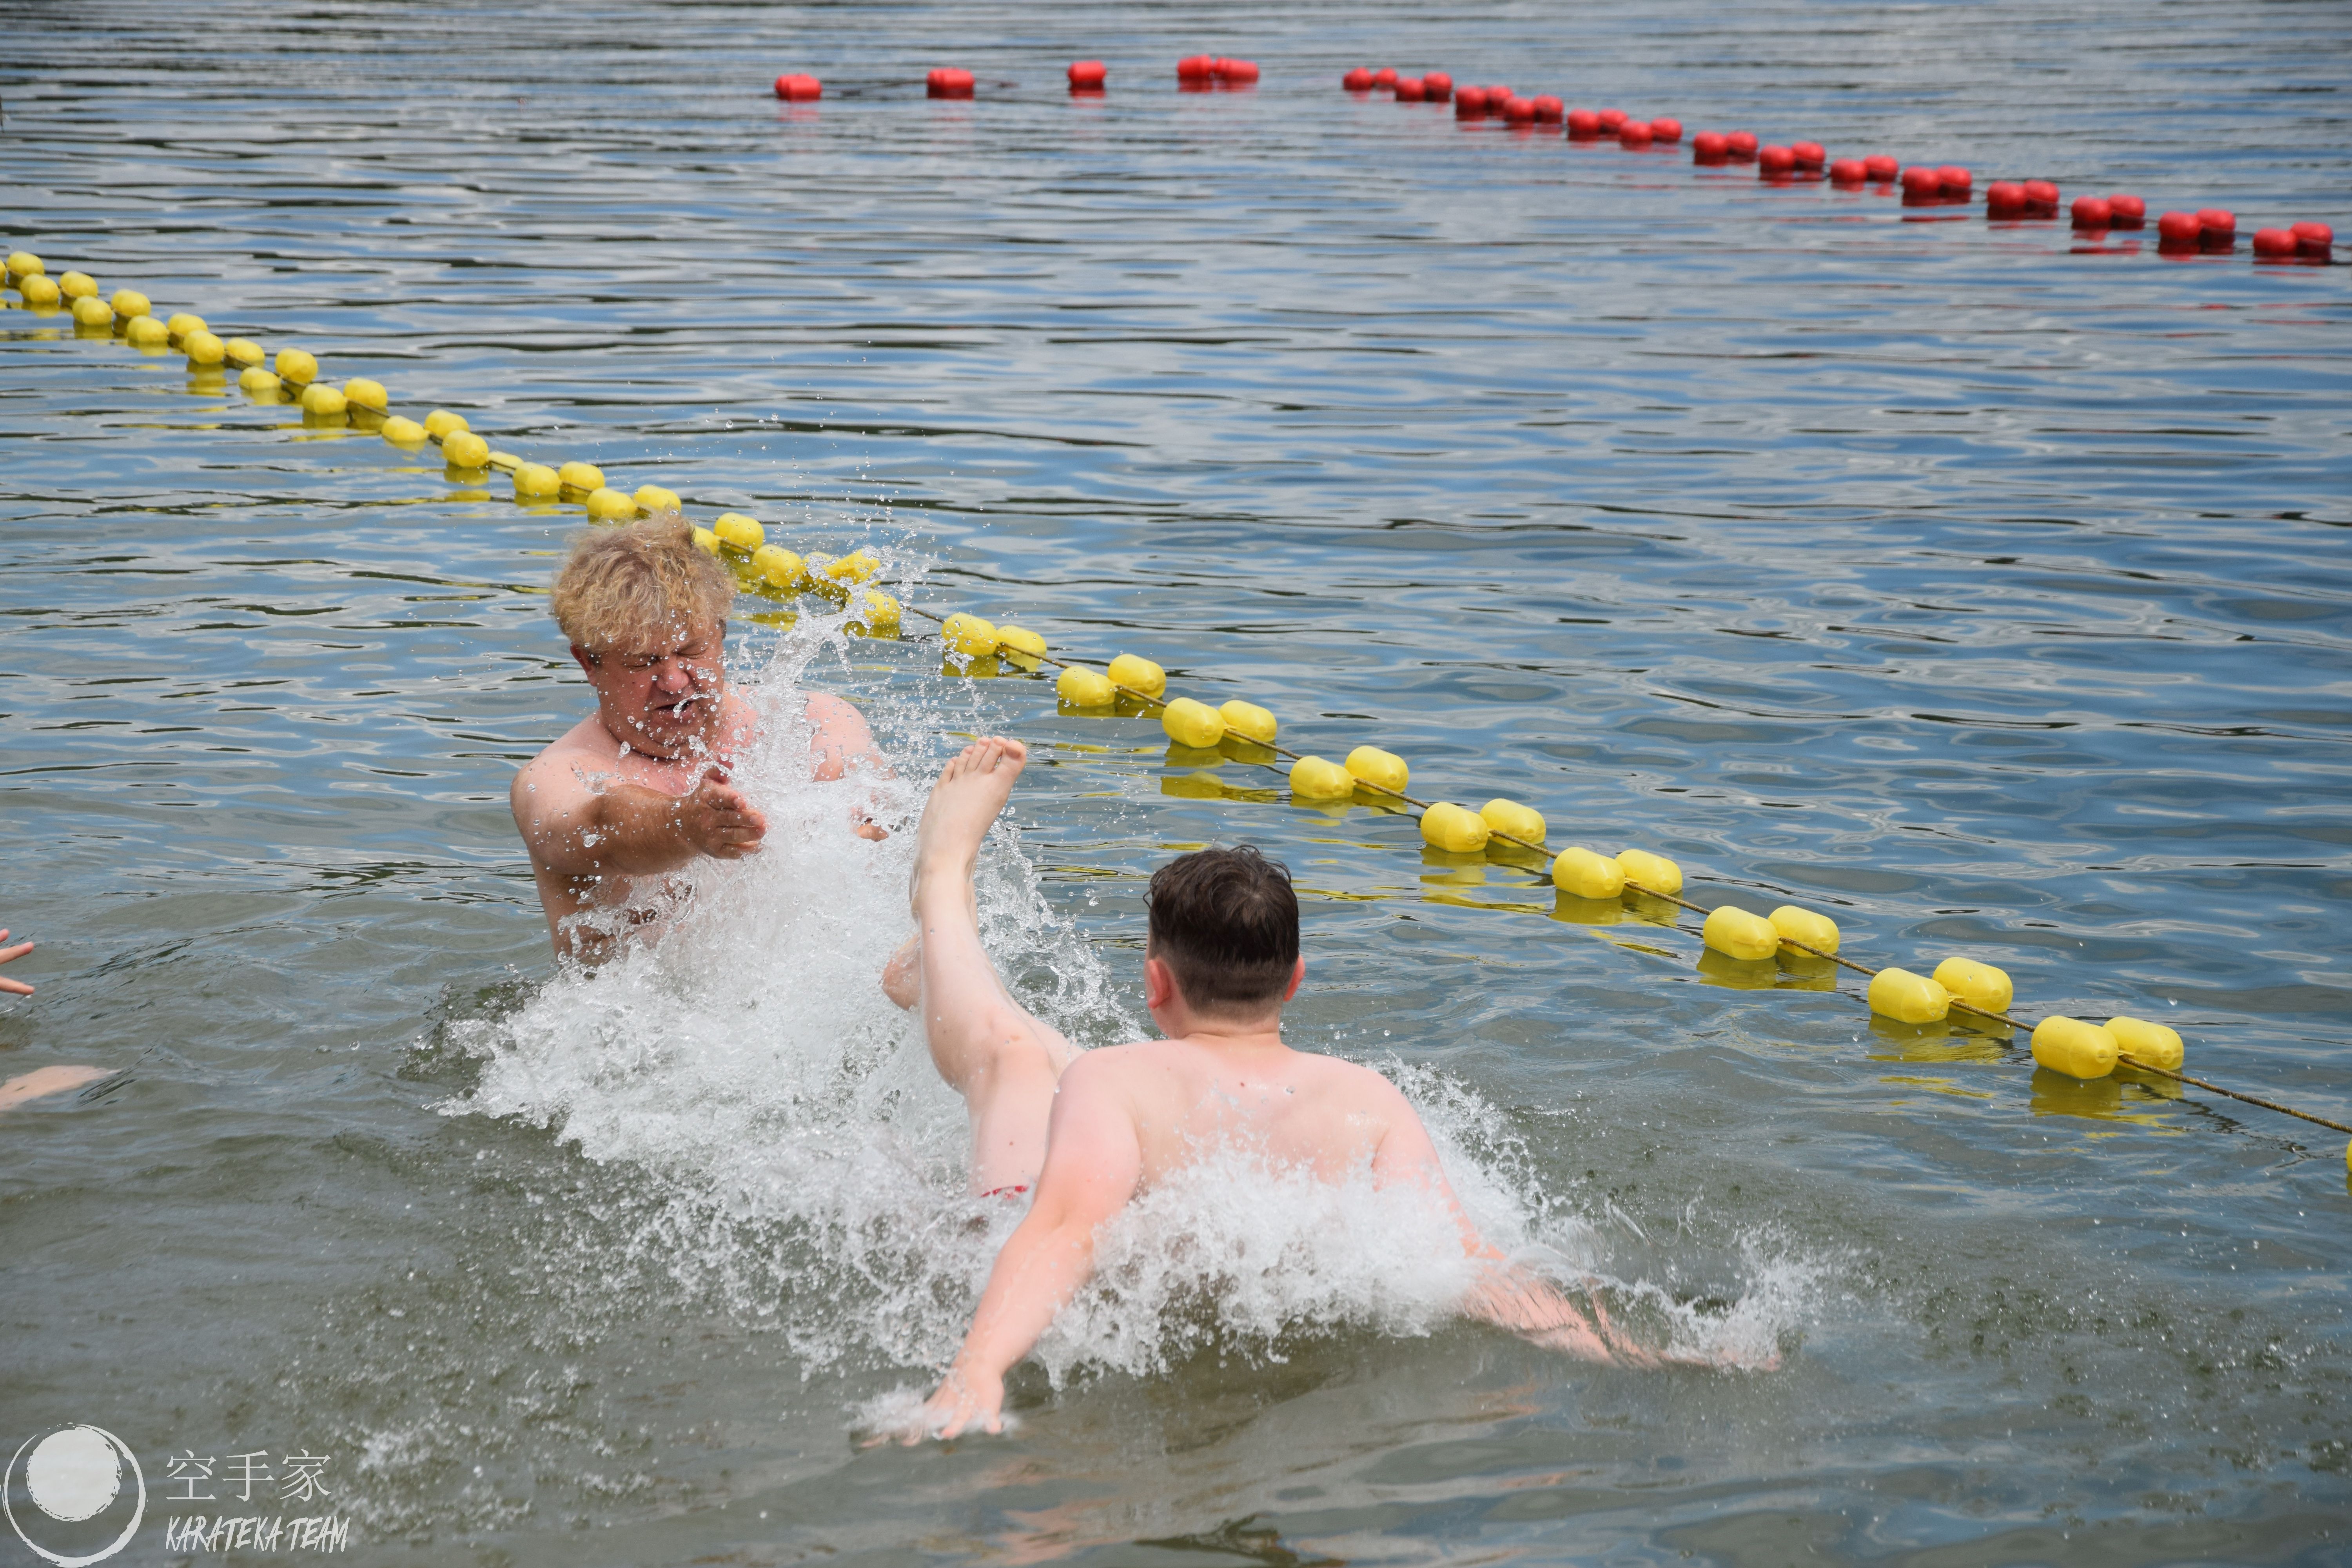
[0,929,35,997]
[897,1367,1005,1445]
[673,767,768,860]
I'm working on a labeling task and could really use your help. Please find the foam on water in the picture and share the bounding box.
[448,618,1817,1408]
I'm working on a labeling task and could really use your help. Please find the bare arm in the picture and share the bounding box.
[910,1055,1144,1439]
[806,692,892,841]
[1367,1078,1649,1366]
[510,750,766,879]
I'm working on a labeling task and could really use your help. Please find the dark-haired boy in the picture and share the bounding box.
[898,737,1677,1441]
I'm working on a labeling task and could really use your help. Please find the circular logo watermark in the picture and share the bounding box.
[4,1425,145,1567]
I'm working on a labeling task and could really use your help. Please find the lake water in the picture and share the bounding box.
[5,1,2350,1563]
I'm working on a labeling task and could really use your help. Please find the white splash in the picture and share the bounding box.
[447,616,1813,1399]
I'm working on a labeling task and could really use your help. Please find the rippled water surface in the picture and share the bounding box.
[6,1,2352,1563]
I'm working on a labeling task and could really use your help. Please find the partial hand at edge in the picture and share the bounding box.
[0,929,34,996]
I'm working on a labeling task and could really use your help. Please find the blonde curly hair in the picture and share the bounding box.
[549,514,735,653]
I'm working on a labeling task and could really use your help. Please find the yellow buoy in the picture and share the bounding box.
[513,463,561,500]
[711,512,764,551]
[441,430,491,470]
[485,450,523,471]
[109,288,150,321]
[125,314,170,349]
[222,337,263,367]
[996,624,1048,660]
[19,274,60,309]
[5,250,44,279]
[556,460,604,493]
[1289,754,1357,799]
[423,409,469,439]
[851,588,901,635]
[237,367,282,398]
[752,544,806,588]
[633,483,682,514]
[1702,906,1779,962]
[824,548,880,584]
[1056,665,1116,707]
[1218,700,1276,744]
[1479,798,1545,846]
[342,377,388,411]
[380,415,429,446]
[1420,802,1490,854]
[1615,848,1684,897]
[300,382,348,419]
[2031,1015,2119,1080]
[71,295,113,328]
[184,330,226,367]
[1161,697,1227,749]
[2107,1016,2183,1072]
[275,347,317,384]
[58,271,97,300]
[1551,846,1625,900]
[1931,957,2013,1015]
[1768,905,1840,956]
[163,312,206,342]
[1344,745,1409,795]
[942,613,1000,657]
[1867,967,1952,1024]
[585,486,639,523]
[1107,654,1167,698]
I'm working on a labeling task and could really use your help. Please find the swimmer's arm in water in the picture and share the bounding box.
[911,1054,1144,1440]
[510,748,768,878]
[806,692,891,842]
[1365,1076,1647,1367]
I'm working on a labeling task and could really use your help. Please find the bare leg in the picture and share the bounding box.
[0,1065,111,1112]
[911,737,1076,1195]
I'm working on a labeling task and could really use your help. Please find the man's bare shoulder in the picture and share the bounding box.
[512,716,617,811]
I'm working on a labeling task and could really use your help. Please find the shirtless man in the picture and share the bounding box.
[510,515,884,959]
[900,737,1701,1441]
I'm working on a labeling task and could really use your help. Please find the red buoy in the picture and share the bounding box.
[1423,73,1453,102]
[773,73,822,102]
[1566,108,1602,138]
[2293,220,2334,257]
[2196,207,2235,236]
[1938,166,1972,197]
[1726,130,1759,160]
[1067,60,1107,90]
[2022,180,2059,215]
[1863,153,1898,182]
[1829,157,1867,185]
[1620,119,1653,148]
[1484,85,1512,103]
[1177,55,1215,80]
[1650,118,1682,143]
[1455,86,1489,118]
[1343,67,1375,92]
[1692,131,1728,164]
[1373,67,1399,87]
[2107,194,2146,229]
[1597,107,1627,131]
[1530,95,1564,122]
[1758,144,1795,176]
[1502,95,1535,123]
[926,67,975,98]
[1900,165,1942,203]
[1218,58,1259,83]
[1985,181,2027,217]
[2252,227,2298,259]
[2069,195,2111,230]
[2156,210,2201,249]
[1790,140,1825,168]
[1395,77,1425,101]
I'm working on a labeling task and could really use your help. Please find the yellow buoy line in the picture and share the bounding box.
[7,247,2346,1154]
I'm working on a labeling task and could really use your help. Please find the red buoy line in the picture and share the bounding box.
[775,54,2335,265]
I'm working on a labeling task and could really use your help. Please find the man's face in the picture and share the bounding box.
[575,620,726,759]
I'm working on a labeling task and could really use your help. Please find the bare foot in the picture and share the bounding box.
[911,738,1027,918]
[880,933,921,1010]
